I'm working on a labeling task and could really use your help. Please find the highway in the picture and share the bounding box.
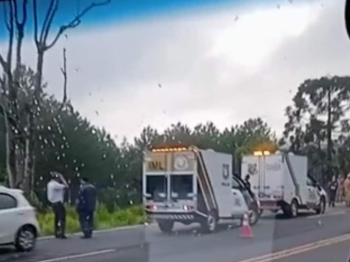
[0,206,349,262]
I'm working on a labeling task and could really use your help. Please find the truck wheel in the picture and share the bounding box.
[157,220,174,233]
[315,197,326,214]
[289,200,299,218]
[200,210,218,233]
[259,209,264,216]
[248,209,259,226]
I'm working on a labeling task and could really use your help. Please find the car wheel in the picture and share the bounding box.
[15,226,36,252]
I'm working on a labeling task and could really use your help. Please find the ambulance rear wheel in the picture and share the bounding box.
[157,220,174,233]
[248,209,259,226]
[201,211,218,233]
[315,197,326,214]
[285,200,298,218]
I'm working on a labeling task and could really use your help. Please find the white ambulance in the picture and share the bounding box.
[242,151,327,218]
[142,145,260,233]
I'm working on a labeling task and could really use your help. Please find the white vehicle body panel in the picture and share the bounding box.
[200,149,248,218]
[143,147,250,223]
[0,186,39,245]
[242,152,323,211]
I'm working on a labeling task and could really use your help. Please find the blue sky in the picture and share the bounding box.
[0,0,252,39]
[0,0,287,42]
[0,0,349,142]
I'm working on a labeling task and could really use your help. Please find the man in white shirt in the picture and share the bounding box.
[47,172,69,239]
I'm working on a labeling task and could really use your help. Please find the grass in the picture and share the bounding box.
[37,204,145,236]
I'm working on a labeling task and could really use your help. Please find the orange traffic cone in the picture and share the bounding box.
[240,212,253,238]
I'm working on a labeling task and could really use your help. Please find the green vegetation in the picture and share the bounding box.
[37,205,145,236]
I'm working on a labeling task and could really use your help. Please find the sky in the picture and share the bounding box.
[1,0,350,143]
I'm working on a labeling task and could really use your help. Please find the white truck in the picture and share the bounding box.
[142,145,260,233]
[241,151,327,218]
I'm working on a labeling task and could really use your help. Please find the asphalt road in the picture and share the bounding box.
[1,206,350,262]
[273,239,350,262]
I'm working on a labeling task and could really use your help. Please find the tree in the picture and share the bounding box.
[133,118,277,174]
[282,76,350,183]
[0,0,110,192]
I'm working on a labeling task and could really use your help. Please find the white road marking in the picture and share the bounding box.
[307,211,346,219]
[236,233,350,262]
[35,249,116,262]
[39,224,145,241]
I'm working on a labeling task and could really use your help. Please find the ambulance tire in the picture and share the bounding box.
[286,200,299,218]
[157,220,174,233]
[259,209,264,216]
[200,210,218,233]
[249,208,259,226]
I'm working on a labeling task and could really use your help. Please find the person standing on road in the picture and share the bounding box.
[245,174,251,190]
[328,176,338,207]
[76,177,97,239]
[336,175,344,203]
[47,172,69,239]
[344,174,350,207]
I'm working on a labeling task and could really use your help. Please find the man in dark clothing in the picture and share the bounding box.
[328,176,338,207]
[76,177,97,239]
[245,174,251,190]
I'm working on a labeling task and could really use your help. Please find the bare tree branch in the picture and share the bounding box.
[0,55,7,72]
[32,0,40,46]
[60,48,68,105]
[3,2,10,31]
[40,0,58,44]
[19,0,28,27]
[14,0,28,30]
[6,0,14,71]
[45,0,111,51]
[14,0,28,79]
[0,77,4,89]
[15,47,67,141]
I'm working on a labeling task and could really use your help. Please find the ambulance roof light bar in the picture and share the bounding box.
[253,150,271,156]
[151,147,188,152]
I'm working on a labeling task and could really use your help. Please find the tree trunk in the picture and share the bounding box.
[326,86,333,183]
[22,135,30,192]
[4,109,15,187]
[15,144,24,186]
[35,50,44,98]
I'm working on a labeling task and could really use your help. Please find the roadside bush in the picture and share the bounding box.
[38,204,144,236]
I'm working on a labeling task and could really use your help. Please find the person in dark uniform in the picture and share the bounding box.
[76,177,97,239]
[244,174,251,190]
[328,176,338,207]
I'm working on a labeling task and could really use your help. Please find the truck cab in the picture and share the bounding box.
[143,145,259,233]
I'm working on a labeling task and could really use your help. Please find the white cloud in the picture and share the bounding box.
[1,0,349,142]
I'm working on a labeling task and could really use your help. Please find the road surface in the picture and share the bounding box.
[0,207,349,262]
[272,238,350,262]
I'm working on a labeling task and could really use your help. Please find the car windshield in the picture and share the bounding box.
[0,0,349,261]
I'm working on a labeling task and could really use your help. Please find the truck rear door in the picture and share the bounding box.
[242,155,283,209]
[264,155,284,201]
